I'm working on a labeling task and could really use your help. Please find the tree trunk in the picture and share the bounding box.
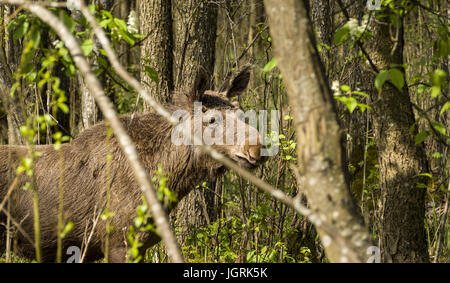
[363,9,430,263]
[310,0,332,69]
[71,8,98,131]
[264,0,373,262]
[138,0,174,105]
[171,0,218,244]
[0,5,27,145]
[173,0,218,90]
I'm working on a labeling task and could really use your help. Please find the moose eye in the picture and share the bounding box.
[209,117,216,124]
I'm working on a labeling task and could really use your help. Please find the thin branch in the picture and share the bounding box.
[0,175,18,213]
[0,207,34,246]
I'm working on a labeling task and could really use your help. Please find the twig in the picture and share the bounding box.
[0,175,18,213]
[80,205,101,263]
[0,207,34,246]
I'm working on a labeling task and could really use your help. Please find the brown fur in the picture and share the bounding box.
[0,67,266,262]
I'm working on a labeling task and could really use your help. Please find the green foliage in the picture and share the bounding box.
[127,196,155,263]
[388,68,405,91]
[333,82,372,113]
[375,68,405,92]
[98,7,144,46]
[143,66,159,85]
[334,23,350,45]
[127,166,176,262]
[263,57,278,74]
[414,130,430,145]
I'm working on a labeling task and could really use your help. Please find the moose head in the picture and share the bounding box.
[171,65,268,170]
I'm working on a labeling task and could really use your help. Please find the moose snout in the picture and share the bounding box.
[234,143,267,168]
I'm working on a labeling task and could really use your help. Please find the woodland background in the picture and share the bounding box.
[0,0,448,263]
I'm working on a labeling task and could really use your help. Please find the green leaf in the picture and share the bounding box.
[114,18,128,32]
[416,173,432,178]
[434,38,449,58]
[334,24,350,45]
[417,84,427,95]
[357,103,372,112]
[81,39,94,56]
[30,27,41,49]
[336,96,358,113]
[440,102,450,115]
[340,84,351,93]
[346,98,358,113]
[63,12,76,33]
[263,57,277,74]
[144,66,159,84]
[431,121,447,136]
[61,221,74,238]
[10,82,19,97]
[375,70,388,91]
[58,102,69,114]
[13,21,29,41]
[414,131,429,145]
[431,69,447,87]
[101,10,113,19]
[430,86,441,98]
[389,68,404,91]
[353,91,370,98]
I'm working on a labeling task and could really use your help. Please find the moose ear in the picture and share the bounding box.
[189,71,209,102]
[219,64,251,98]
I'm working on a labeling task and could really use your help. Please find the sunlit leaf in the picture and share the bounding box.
[263,57,277,74]
[334,24,350,45]
[81,39,94,56]
[414,130,429,144]
[375,70,388,92]
[389,68,404,91]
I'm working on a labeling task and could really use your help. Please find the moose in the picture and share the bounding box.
[0,66,267,262]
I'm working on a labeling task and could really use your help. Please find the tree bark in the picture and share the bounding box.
[171,0,218,243]
[363,9,430,263]
[264,0,373,262]
[138,0,174,105]
[0,5,26,145]
[173,0,218,90]
[310,0,332,69]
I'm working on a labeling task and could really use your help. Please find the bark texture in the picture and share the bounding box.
[171,0,219,243]
[0,5,26,145]
[173,0,218,90]
[364,11,430,263]
[139,0,174,106]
